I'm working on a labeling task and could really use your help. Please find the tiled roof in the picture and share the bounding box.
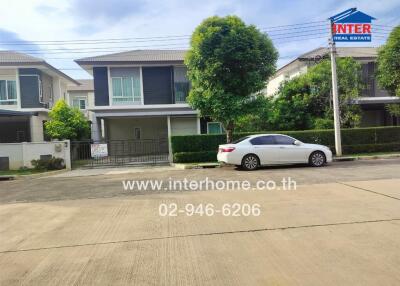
[75,49,187,64]
[0,51,44,64]
[67,79,94,91]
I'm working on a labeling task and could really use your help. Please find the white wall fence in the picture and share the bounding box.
[0,140,71,170]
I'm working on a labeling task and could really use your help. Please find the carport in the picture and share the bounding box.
[0,109,37,143]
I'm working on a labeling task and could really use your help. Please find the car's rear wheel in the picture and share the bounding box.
[309,151,326,167]
[241,154,260,171]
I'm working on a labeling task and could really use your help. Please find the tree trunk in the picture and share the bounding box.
[226,121,234,143]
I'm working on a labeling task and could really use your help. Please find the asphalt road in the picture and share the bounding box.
[0,159,400,285]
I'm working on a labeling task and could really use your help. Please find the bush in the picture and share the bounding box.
[31,157,65,170]
[342,143,400,154]
[173,151,217,163]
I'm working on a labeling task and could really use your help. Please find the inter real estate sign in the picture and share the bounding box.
[330,8,376,42]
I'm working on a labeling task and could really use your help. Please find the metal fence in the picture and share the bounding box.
[71,139,169,168]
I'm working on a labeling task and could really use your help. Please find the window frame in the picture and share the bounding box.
[0,79,18,105]
[207,122,224,134]
[111,75,141,105]
[133,127,141,140]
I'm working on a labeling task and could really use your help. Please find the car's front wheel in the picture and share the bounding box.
[241,154,260,171]
[309,151,326,167]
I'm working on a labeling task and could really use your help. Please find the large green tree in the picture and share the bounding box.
[267,57,363,130]
[185,15,278,142]
[377,25,400,96]
[44,100,90,140]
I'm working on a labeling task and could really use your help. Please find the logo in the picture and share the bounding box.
[330,8,376,42]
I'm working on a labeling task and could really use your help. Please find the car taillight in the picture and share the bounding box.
[220,147,235,152]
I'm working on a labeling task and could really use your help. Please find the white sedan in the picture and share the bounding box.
[217,134,332,170]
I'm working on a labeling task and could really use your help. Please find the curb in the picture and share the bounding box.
[334,153,400,162]
[11,169,69,180]
[173,163,221,170]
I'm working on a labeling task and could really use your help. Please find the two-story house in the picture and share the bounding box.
[266,47,400,127]
[0,51,79,143]
[75,50,214,159]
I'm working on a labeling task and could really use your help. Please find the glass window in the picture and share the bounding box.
[79,99,86,110]
[174,67,190,103]
[0,80,17,105]
[250,136,275,145]
[207,122,223,134]
[112,76,141,105]
[274,135,295,145]
[232,136,250,144]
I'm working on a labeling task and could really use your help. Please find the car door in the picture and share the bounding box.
[249,136,280,165]
[273,135,308,163]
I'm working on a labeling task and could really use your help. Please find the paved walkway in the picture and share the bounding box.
[1,174,400,285]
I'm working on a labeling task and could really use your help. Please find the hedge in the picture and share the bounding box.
[172,143,400,163]
[171,126,400,163]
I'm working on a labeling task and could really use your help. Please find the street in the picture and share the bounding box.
[0,159,400,285]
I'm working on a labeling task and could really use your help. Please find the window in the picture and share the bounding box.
[72,98,87,110]
[133,127,141,140]
[174,67,190,103]
[112,76,141,105]
[250,136,275,145]
[274,135,295,145]
[207,122,223,134]
[0,80,17,105]
[232,136,250,144]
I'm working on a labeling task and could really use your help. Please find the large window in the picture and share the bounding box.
[112,76,141,105]
[174,67,190,103]
[0,80,17,105]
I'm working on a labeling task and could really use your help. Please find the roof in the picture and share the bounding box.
[75,49,187,65]
[67,79,94,91]
[330,8,376,23]
[0,109,38,116]
[0,51,44,64]
[0,50,80,85]
[274,47,378,77]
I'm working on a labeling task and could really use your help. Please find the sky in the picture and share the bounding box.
[1,0,399,80]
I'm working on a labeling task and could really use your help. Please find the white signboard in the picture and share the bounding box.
[91,143,108,158]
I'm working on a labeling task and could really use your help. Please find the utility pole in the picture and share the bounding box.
[329,20,342,156]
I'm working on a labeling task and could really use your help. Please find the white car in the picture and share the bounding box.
[217,134,332,170]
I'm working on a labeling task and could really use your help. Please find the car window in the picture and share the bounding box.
[250,136,275,145]
[274,135,295,145]
[232,136,250,144]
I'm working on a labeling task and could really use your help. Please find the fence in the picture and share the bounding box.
[0,140,71,170]
[71,139,169,168]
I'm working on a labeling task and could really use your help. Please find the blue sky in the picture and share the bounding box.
[1,0,399,79]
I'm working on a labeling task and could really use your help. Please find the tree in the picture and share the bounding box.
[268,57,363,130]
[377,25,400,97]
[185,15,278,142]
[44,100,91,140]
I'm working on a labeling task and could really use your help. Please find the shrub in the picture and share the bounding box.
[173,151,217,163]
[31,157,65,170]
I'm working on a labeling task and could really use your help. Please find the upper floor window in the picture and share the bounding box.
[72,97,87,110]
[0,80,17,105]
[112,74,141,105]
[174,67,190,103]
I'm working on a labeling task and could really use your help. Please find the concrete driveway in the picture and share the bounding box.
[1,159,400,285]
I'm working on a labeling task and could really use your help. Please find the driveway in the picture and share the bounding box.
[0,159,400,285]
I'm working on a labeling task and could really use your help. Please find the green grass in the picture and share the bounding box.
[0,169,47,176]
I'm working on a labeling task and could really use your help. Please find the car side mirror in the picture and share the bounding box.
[293,140,301,146]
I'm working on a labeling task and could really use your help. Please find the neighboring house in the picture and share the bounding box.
[66,79,94,119]
[0,51,79,143]
[266,47,400,127]
[75,50,222,157]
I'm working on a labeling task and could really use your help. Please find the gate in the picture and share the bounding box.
[71,139,169,168]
